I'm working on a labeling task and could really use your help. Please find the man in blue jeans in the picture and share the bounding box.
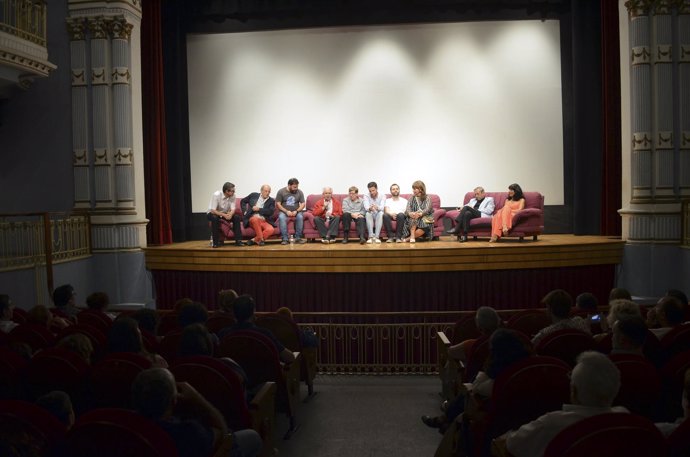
[275,177,306,245]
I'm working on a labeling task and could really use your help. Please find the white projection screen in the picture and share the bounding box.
[187,20,564,212]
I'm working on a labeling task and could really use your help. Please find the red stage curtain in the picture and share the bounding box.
[600,0,622,236]
[142,0,173,245]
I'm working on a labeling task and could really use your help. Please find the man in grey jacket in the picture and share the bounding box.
[452,186,495,242]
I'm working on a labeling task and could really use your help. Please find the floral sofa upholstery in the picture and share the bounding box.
[303,193,446,240]
[444,191,544,241]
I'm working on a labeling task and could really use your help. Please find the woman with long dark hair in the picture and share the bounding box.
[490,183,525,242]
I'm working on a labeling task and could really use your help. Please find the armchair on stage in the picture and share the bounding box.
[444,191,545,241]
[303,193,446,240]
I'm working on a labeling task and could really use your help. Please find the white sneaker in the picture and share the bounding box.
[386,238,394,243]
[374,238,381,243]
[366,238,373,244]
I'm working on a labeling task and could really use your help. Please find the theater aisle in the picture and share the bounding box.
[273,375,441,457]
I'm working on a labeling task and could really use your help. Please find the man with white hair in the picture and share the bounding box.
[312,187,342,243]
[502,351,627,457]
[448,306,501,363]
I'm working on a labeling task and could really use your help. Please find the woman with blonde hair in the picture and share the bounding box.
[402,180,434,243]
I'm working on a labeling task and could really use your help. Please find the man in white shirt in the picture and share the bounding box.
[501,351,628,457]
[451,186,495,242]
[207,182,245,248]
[382,183,408,243]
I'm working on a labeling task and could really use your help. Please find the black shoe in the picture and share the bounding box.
[247,239,256,246]
[421,415,445,429]
[234,240,246,246]
[281,239,289,245]
[359,238,366,244]
[212,241,224,248]
[458,235,468,243]
[258,240,265,246]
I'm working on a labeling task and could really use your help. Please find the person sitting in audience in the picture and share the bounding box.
[610,315,647,356]
[575,292,601,333]
[0,294,18,334]
[108,316,168,368]
[276,306,318,348]
[26,304,70,333]
[131,308,162,340]
[593,298,641,345]
[665,289,689,321]
[447,306,501,365]
[178,301,219,346]
[217,289,239,315]
[35,390,75,429]
[173,297,194,312]
[422,328,532,435]
[646,295,685,339]
[532,289,590,345]
[85,291,116,320]
[217,294,295,364]
[656,368,690,436]
[131,367,261,457]
[57,332,95,364]
[500,351,627,457]
[609,287,632,302]
[52,284,80,319]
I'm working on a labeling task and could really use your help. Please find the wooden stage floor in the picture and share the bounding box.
[145,234,625,274]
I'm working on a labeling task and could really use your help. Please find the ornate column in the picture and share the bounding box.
[620,0,689,243]
[67,0,147,251]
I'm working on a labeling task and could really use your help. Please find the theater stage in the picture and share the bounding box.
[145,235,624,313]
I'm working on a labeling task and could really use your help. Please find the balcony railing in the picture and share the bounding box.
[0,0,47,46]
[0,211,91,291]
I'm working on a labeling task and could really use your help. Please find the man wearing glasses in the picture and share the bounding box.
[207,182,245,247]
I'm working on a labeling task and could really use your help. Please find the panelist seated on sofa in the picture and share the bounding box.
[490,183,525,243]
[450,186,495,243]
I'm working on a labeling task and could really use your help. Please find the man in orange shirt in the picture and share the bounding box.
[312,187,343,243]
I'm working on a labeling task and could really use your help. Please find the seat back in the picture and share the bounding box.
[660,323,690,358]
[256,314,302,352]
[543,412,666,457]
[0,347,29,399]
[449,315,480,345]
[505,309,550,338]
[475,356,570,456]
[158,329,184,362]
[666,416,690,457]
[56,323,108,356]
[9,323,55,352]
[658,351,690,422]
[206,313,236,334]
[26,346,90,401]
[464,334,490,382]
[76,310,112,334]
[608,353,661,417]
[89,352,152,409]
[217,330,283,388]
[64,408,179,457]
[0,399,68,457]
[170,355,252,430]
[535,328,596,366]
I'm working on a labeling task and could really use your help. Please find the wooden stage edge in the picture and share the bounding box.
[144,234,625,274]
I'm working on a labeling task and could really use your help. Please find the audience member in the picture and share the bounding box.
[85,291,116,320]
[610,315,647,356]
[609,287,632,302]
[57,332,95,364]
[218,294,295,364]
[173,297,194,313]
[665,289,689,321]
[656,368,690,436]
[532,289,590,345]
[646,296,684,339]
[502,351,626,457]
[131,367,261,457]
[107,317,168,368]
[422,328,532,436]
[276,306,318,348]
[217,289,239,315]
[575,292,598,314]
[52,284,80,319]
[447,306,501,364]
[131,308,161,338]
[0,294,18,333]
[26,304,70,332]
[35,390,75,429]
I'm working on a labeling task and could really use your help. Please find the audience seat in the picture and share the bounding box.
[206,313,236,334]
[56,323,108,356]
[9,323,55,352]
[608,353,661,418]
[659,323,690,358]
[157,311,180,336]
[218,330,302,439]
[158,328,183,362]
[469,356,570,457]
[0,399,68,457]
[542,412,666,457]
[0,347,29,400]
[658,351,690,423]
[25,346,90,408]
[63,408,179,457]
[504,309,550,338]
[666,416,690,457]
[11,307,27,324]
[449,315,480,345]
[171,355,277,455]
[534,328,596,367]
[256,314,317,396]
[89,352,152,409]
[76,310,113,333]
[436,330,462,401]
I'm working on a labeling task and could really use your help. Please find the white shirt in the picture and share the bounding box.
[207,190,235,214]
[385,196,408,215]
[0,320,18,333]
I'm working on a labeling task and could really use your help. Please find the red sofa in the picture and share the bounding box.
[303,193,446,240]
[444,191,544,241]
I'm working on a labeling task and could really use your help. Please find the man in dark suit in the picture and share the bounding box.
[240,184,275,246]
